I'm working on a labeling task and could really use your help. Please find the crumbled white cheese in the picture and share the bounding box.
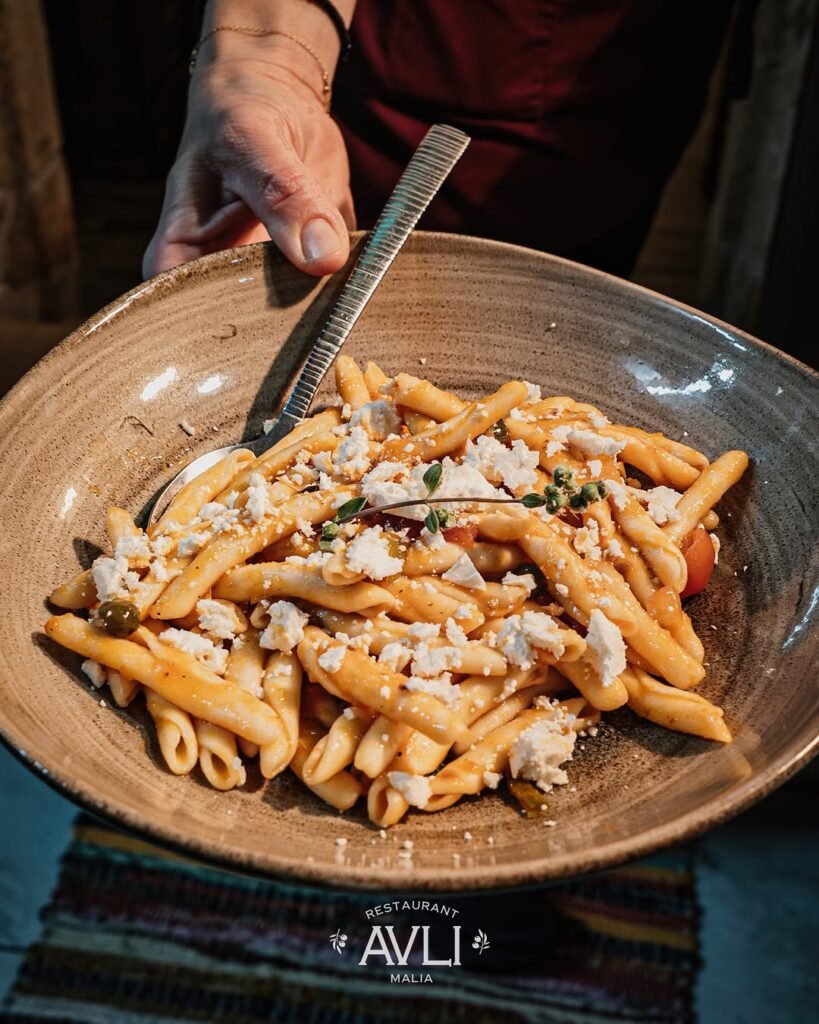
[177,532,210,558]
[585,609,626,686]
[245,473,272,523]
[589,412,609,429]
[555,583,569,597]
[259,600,308,653]
[147,559,169,582]
[419,527,446,550]
[333,425,372,480]
[318,645,347,673]
[463,435,538,492]
[199,502,241,533]
[379,685,391,699]
[434,459,505,512]
[523,381,542,404]
[509,712,576,791]
[378,642,413,672]
[196,599,240,641]
[114,533,151,562]
[295,517,315,538]
[603,478,629,510]
[159,627,228,675]
[150,535,175,557]
[411,644,462,677]
[407,622,441,642]
[442,553,486,590]
[502,571,537,594]
[606,536,625,560]
[342,706,356,719]
[444,617,468,646]
[572,519,602,561]
[349,399,402,440]
[642,486,682,525]
[81,659,107,688]
[564,429,624,457]
[454,603,472,621]
[587,459,603,478]
[360,461,429,519]
[387,771,432,808]
[345,525,403,580]
[496,611,566,669]
[91,555,138,602]
[483,770,502,790]
[405,674,458,704]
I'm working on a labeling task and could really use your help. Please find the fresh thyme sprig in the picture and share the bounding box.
[317,462,608,544]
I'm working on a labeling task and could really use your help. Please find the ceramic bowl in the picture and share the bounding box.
[0,233,816,890]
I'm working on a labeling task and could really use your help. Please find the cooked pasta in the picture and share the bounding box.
[45,359,748,827]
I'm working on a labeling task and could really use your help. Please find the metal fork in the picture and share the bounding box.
[147,123,470,527]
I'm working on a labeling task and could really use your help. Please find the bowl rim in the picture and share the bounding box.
[1,230,817,891]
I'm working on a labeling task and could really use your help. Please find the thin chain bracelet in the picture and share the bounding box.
[189,25,332,110]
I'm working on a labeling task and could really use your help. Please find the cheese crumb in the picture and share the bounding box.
[564,429,625,457]
[509,711,577,791]
[378,643,413,672]
[405,673,458,705]
[259,601,308,653]
[501,571,537,594]
[585,609,626,686]
[333,425,372,480]
[643,486,682,525]
[442,553,486,590]
[345,525,403,580]
[444,617,468,646]
[159,627,228,675]
[483,770,502,790]
[81,659,107,688]
[387,771,432,808]
[318,645,347,673]
[349,399,402,441]
[244,473,272,523]
[196,599,240,640]
[496,611,565,669]
[572,519,602,560]
[463,435,538,492]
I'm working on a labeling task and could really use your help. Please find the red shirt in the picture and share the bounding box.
[333,1,733,270]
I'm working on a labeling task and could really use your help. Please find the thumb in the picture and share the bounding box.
[228,140,350,276]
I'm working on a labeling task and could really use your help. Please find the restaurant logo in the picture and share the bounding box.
[328,900,491,984]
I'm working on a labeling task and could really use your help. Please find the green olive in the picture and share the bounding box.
[97,599,140,638]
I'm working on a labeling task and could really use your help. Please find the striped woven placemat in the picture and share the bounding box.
[1,816,699,1023]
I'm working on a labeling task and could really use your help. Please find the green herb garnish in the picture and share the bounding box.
[422,462,443,496]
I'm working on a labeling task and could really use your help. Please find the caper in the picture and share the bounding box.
[569,491,588,510]
[580,482,603,504]
[553,465,573,488]
[97,599,140,638]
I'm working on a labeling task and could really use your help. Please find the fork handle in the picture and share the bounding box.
[262,124,470,449]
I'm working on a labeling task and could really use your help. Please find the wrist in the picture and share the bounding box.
[194,31,331,109]
[201,0,355,71]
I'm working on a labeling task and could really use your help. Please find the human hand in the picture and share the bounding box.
[143,43,354,280]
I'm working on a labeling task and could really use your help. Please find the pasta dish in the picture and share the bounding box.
[45,357,748,827]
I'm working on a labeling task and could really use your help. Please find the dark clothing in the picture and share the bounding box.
[333,0,734,276]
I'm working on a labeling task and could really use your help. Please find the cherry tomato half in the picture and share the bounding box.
[680,527,716,599]
[443,523,478,548]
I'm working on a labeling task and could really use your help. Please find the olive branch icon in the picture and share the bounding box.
[330,929,348,954]
[471,929,490,955]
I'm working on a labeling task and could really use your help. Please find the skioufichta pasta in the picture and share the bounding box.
[45,355,748,826]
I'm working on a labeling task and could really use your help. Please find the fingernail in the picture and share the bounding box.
[301,218,341,263]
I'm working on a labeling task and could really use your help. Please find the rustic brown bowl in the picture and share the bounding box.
[0,233,817,890]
